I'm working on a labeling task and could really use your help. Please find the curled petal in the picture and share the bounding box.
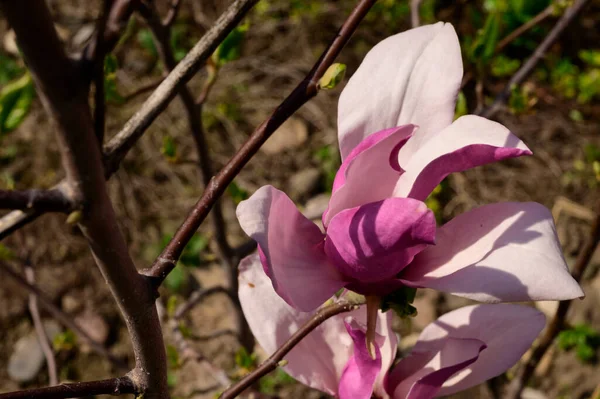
[338,22,462,161]
[339,320,383,399]
[237,186,345,311]
[325,198,436,283]
[401,202,584,302]
[324,125,414,226]
[239,254,397,396]
[387,304,545,398]
[394,115,531,201]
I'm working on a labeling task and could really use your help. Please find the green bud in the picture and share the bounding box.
[318,63,347,90]
[66,210,83,225]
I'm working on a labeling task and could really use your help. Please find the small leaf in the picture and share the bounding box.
[0,73,35,134]
[53,330,77,351]
[491,55,521,77]
[66,210,83,225]
[0,243,15,260]
[470,12,501,65]
[235,347,257,370]
[579,50,600,68]
[164,263,189,294]
[213,25,248,66]
[137,29,158,58]
[227,181,249,205]
[166,295,179,318]
[454,91,468,120]
[166,344,181,369]
[161,135,178,162]
[318,63,347,90]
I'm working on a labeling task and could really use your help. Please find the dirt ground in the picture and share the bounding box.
[0,0,599,398]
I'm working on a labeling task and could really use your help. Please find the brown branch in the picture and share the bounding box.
[218,299,364,399]
[123,78,163,100]
[174,286,234,319]
[506,202,600,399]
[146,0,378,285]
[0,188,74,213]
[495,4,553,53]
[163,0,182,27]
[410,0,422,28]
[0,0,258,241]
[478,0,590,118]
[0,261,127,369]
[2,1,168,396]
[0,377,136,399]
[25,264,58,386]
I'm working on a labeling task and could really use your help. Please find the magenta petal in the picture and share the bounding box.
[325,198,436,283]
[394,115,531,201]
[237,186,345,311]
[401,202,584,302]
[339,320,383,399]
[387,304,545,398]
[324,125,415,226]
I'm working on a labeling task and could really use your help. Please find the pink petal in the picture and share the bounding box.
[394,115,531,201]
[387,304,545,397]
[238,254,397,396]
[339,320,383,399]
[401,202,584,302]
[324,125,415,226]
[338,22,462,161]
[325,198,436,284]
[237,185,345,311]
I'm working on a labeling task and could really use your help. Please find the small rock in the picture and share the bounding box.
[303,193,331,220]
[61,293,83,314]
[8,320,62,383]
[261,117,308,154]
[75,311,110,348]
[289,168,321,199]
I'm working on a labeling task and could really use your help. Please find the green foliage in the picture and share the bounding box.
[314,145,340,192]
[469,12,501,67]
[508,84,536,114]
[577,68,600,104]
[164,263,190,294]
[161,135,178,162]
[366,0,409,26]
[454,91,468,120]
[227,181,249,205]
[53,330,77,351]
[213,25,248,66]
[579,49,600,68]
[558,324,600,363]
[170,25,193,62]
[104,54,124,105]
[166,344,181,369]
[0,243,15,260]
[0,53,24,85]
[235,347,258,371]
[259,369,296,394]
[381,287,418,318]
[166,295,180,318]
[419,0,437,24]
[0,73,35,135]
[562,144,600,189]
[491,55,521,77]
[179,234,209,267]
[137,29,158,58]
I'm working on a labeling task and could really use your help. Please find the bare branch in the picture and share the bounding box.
[0,261,127,369]
[410,0,422,28]
[24,264,58,386]
[0,377,136,399]
[478,0,590,118]
[146,0,378,285]
[3,0,168,395]
[218,298,364,399]
[92,0,115,144]
[163,0,183,27]
[495,4,553,53]
[506,202,600,398]
[0,188,74,213]
[174,286,234,319]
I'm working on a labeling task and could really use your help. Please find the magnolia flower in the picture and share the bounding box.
[239,254,546,399]
[237,22,583,318]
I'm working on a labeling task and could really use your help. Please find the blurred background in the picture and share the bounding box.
[0,0,599,397]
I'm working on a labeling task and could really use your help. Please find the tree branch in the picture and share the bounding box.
[478,0,590,118]
[0,188,74,213]
[2,0,168,396]
[0,261,127,369]
[218,299,364,399]
[0,377,136,399]
[146,0,378,284]
[506,202,600,399]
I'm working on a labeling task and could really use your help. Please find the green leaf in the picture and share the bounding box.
[166,344,181,369]
[213,25,248,66]
[166,295,179,318]
[137,29,158,58]
[318,63,346,90]
[381,287,418,318]
[235,347,257,370]
[0,54,24,85]
[164,263,189,294]
[577,68,600,104]
[579,50,600,68]
[170,25,192,62]
[0,73,35,134]
[104,54,124,105]
[259,369,296,394]
[179,234,209,267]
[0,243,15,260]
[584,144,600,163]
[454,91,468,120]
[470,12,501,65]
[53,330,77,351]
[491,55,521,77]
[227,181,249,205]
[161,135,178,162]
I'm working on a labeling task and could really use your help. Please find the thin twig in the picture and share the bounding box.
[0,377,136,399]
[123,78,163,101]
[478,0,590,118]
[0,261,128,370]
[219,299,364,399]
[0,188,74,213]
[0,0,258,242]
[24,264,58,386]
[163,0,182,27]
[506,202,600,399]
[174,286,234,319]
[146,0,378,285]
[410,0,422,28]
[495,4,553,53]
[93,0,115,145]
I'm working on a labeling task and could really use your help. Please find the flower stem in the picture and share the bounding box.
[366,295,381,360]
